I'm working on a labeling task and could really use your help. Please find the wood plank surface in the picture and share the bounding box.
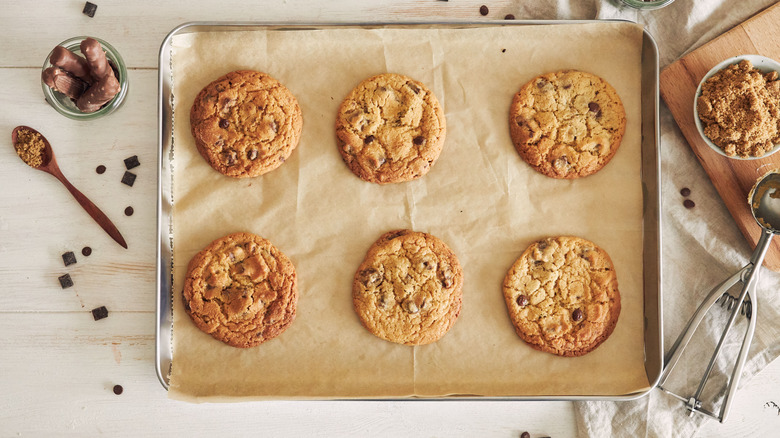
[660,2,780,271]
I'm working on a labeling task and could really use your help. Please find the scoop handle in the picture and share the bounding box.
[50,165,128,249]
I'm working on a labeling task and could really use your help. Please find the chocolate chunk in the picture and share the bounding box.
[219,119,229,129]
[91,306,109,321]
[479,5,489,15]
[62,251,77,267]
[516,295,529,307]
[536,79,547,89]
[572,308,584,321]
[112,384,123,395]
[223,150,237,166]
[360,269,382,287]
[413,136,425,146]
[588,102,602,117]
[123,155,140,170]
[82,246,92,257]
[684,199,696,209]
[364,135,375,144]
[124,206,134,216]
[680,187,691,197]
[501,48,506,53]
[121,171,136,187]
[58,273,73,289]
[82,1,97,18]
[504,14,515,19]
[247,149,258,160]
[407,83,421,94]
[96,165,106,174]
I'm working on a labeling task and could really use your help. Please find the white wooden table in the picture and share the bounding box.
[2,1,779,436]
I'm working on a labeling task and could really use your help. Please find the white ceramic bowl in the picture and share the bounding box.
[693,54,780,160]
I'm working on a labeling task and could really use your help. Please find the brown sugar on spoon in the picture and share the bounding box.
[697,60,780,158]
[13,128,46,168]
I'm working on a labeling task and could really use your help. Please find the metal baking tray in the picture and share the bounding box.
[155,21,663,399]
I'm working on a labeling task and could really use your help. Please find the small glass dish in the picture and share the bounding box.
[41,36,128,120]
[694,54,780,160]
[619,0,676,10]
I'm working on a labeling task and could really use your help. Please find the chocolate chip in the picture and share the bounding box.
[504,14,515,20]
[81,246,92,257]
[223,150,237,166]
[62,251,77,267]
[588,102,602,117]
[521,433,531,438]
[407,83,421,94]
[360,269,383,287]
[403,299,420,314]
[364,135,375,144]
[91,306,109,321]
[123,155,140,170]
[413,136,425,146]
[479,5,489,15]
[121,171,136,187]
[572,308,584,321]
[536,79,548,89]
[247,149,258,160]
[516,295,529,307]
[82,1,97,18]
[501,48,506,53]
[219,119,229,129]
[58,273,73,289]
[124,206,134,216]
[112,384,123,395]
[680,187,691,197]
[684,199,696,209]
[96,165,106,174]
[563,84,572,89]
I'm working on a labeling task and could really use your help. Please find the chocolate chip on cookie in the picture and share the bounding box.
[335,73,446,184]
[352,229,463,345]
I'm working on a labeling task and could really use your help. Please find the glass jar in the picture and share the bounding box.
[41,36,128,120]
[620,0,676,10]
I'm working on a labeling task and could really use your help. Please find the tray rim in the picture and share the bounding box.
[155,19,663,401]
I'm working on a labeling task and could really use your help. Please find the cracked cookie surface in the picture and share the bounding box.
[336,73,446,184]
[183,232,297,348]
[502,236,621,356]
[352,230,463,345]
[697,59,780,158]
[190,70,302,178]
[509,70,626,179]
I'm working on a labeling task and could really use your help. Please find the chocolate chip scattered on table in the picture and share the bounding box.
[58,273,73,289]
[62,251,77,266]
[91,306,109,321]
[112,384,123,395]
[121,171,136,186]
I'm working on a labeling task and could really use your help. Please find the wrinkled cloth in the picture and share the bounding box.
[543,0,780,437]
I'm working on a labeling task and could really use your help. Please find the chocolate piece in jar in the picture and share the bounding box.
[76,38,121,113]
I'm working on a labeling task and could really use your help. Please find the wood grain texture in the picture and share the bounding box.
[660,2,780,271]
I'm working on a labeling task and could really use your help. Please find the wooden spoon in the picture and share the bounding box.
[11,126,127,249]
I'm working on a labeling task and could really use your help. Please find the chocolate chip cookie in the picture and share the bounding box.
[352,230,463,345]
[182,232,298,348]
[502,236,621,356]
[190,70,303,178]
[335,73,446,184]
[509,70,626,179]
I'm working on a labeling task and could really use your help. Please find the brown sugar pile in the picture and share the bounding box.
[14,128,46,168]
[697,59,780,158]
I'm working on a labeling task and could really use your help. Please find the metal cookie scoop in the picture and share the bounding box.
[659,171,780,422]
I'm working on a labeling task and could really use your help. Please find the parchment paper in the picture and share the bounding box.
[167,22,649,401]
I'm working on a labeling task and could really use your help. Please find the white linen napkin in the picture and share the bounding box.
[571,1,780,436]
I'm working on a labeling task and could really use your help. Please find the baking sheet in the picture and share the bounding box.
[157,21,659,401]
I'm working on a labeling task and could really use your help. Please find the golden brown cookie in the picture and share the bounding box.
[335,73,446,184]
[190,70,302,178]
[502,236,621,356]
[697,59,780,158]
[509,70,626,179]
[182,232,297,348]
[352,230,463,345]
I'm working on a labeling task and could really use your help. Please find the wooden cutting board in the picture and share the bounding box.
[660,2,780,271]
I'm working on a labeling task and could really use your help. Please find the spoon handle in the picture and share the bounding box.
[55,172,128,249]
